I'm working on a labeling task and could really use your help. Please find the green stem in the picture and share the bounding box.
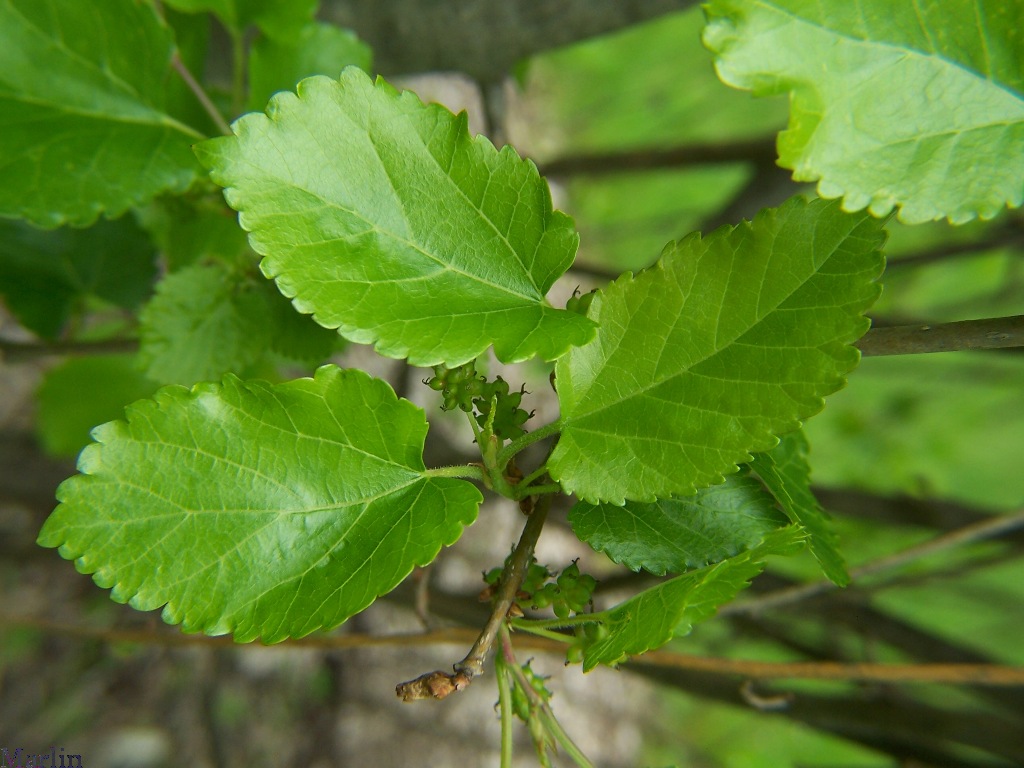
[512,613,605,632]
[454,496,550,679]
[537,709,595,768]
[496,418,563,469]
[509,625,573,644]
[495,658,515,768]
[517,465,550,490]
[170,50,230,136]
[513,482,562,500]
[424,464,487,483]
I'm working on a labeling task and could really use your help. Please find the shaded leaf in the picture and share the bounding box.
[0,217,157,339]
[194,69,595,366]
[248,22,372,110]
[549,197,885,504]
[749,430,848,585]
[703,0,1024,224]
[138,264,273,385]
[38,366,482,642]
[162,0,316,40]
[581,527,805,670]
[0,0,203,226]
[569,473,787,576]
[35,355,159,458]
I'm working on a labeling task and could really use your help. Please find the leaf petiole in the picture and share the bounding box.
[496,418,562,469]
[512,613,606,633]
[423,464,487,483]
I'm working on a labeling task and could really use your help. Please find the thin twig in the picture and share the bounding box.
[455,496,550,679]
[171,51,231,136]
[631,653,1024,687]
[857,315,1024,356]
[394,495,550,701]
[7,614,1024,686]
[722,508,1024,617]
[886,223,1024,270]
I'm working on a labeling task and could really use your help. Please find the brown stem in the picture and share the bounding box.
[454,495,549,678]
[395,495,550,701]
[722,508,1024,617]
[631,653,1024,687]
[857,315,1024,356]
[8,614,1024,687]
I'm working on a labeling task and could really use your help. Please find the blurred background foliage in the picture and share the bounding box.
[2,2,1022,767]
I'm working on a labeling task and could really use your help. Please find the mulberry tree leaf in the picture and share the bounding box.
[581,526,805,670]
[0,0,203,227]
[549,197,885,504]
[0,216,157,339]
[749,429,849,585]
[35,355,159,458]
[162,0,317,40]
[702,0,1024,224]
[248,22,372,110]
[568,473,787,576]
[194,69,595,367]
[38,366,482,643]
[138,264,275,386]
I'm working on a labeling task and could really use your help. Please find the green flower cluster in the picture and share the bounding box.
[423,361,532,440]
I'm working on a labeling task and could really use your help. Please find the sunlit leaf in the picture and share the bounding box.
[39,366,482,642]
[194,68,595,367]
[549,197,885,504]
[703,0,1024,223]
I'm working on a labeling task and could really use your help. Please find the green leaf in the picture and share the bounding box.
[702,0,1024,224]
[35,355,159,458]
[569,473,787,576]
[748,430,848,586]
[38,366,482,642]
[135,195,253,271]
[138,263,274,385]
[0,217,157,339]
[0,0,203,227]
[581,526,805,670]
[194,69,595,367]
[139,260,342,384]
[248,22,372,110]
[162,0,316,39]
[548,197,885,504]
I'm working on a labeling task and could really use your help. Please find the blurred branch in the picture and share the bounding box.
[0,337,138,362]
[538,136,778,177]
[326,0,693,81]
[723,508,1024,617]
[857,315,1024,356]
[6,614,1024,687]
[886,220,1024,270]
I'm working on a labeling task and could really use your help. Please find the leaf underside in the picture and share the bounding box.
[549,197,885,504]
[582,526,805,670]
[703,0,1024,224]
[194,68,595,367]
[569,473,788,576]
[749,429,849,585]
[38,367,482,643]
[0,0,201,227]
